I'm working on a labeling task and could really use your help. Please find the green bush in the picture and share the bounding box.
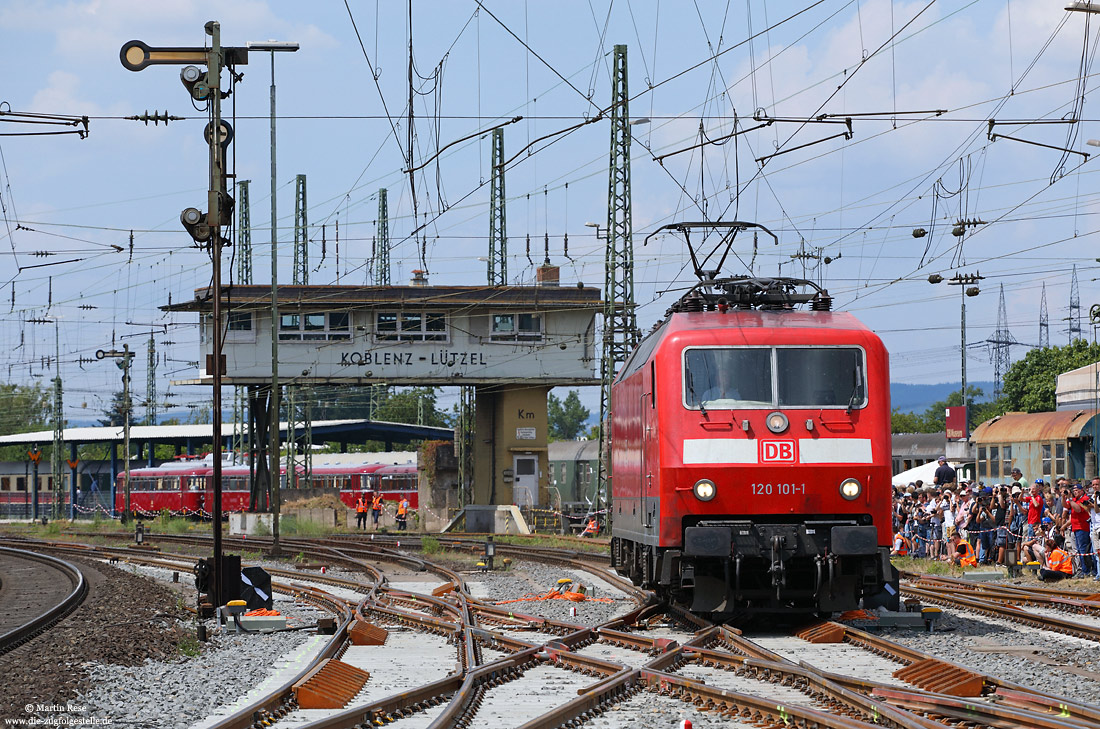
[252,519,272,537]
[165,517,191,534]
[280,515,299,535]
[421,536,441,555]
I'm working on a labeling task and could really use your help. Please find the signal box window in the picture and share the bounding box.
[280,312,351,341]
[376,311,448,341]
[1042,443,1051,480]
[228,312,252,331]
[491,313,542,342]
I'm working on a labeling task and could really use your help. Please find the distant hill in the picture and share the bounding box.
[890,381,995,413]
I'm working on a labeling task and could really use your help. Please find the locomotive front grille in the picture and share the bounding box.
[684,519,877,558]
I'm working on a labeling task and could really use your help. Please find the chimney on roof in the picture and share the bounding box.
[536,263,560,287]
[411,269,428,287]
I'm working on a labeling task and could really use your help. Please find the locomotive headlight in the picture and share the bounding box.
[765,411,789,433]
[693,479,716,501]
[839,478,862,500]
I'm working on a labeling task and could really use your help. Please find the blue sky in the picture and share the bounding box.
[1,0,1098,421]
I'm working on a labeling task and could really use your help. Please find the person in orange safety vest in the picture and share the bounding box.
[396,497,410,531]
[1039,536,1074,581]
[371,491,384,529]
[580,517,599,537]
[355,495,368,530]
[891,532,910,556]
[952,538,977,567]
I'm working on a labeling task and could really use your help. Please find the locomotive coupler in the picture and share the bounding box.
[769,535,787,589]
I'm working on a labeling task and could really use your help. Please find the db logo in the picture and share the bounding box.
[760,440,797,463]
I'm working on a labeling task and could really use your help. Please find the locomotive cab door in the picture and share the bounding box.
[642,361,657,533]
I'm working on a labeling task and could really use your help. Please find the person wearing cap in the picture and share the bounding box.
[1038,535,1074,581]
[941,490,957,549]
[1089,478,1100,581]
[933,456,956,489]
[1026,481,1045,539]
[1065,482,1095,577]
[972,486,996,564]
[927,489,944,560]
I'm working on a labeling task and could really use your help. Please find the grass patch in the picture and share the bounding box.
[177,636,203,657]
[493,534,609,554]
[161,517,192,534]
[279,515,329,537]
[421,536,442,555]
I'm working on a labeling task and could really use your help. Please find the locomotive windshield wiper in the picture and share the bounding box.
[846,363,863,415]
[686,370,707,417]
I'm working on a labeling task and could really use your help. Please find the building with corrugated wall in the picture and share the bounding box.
[971,409,1099,483]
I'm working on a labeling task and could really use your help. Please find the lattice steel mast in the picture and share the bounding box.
[292,174,308,285]
[375,188,390,285]
[1040,282,1050,348]
[990,283,1016,400]
[598,44,641,515]
[146,334,157,425]
[287,173,311,483]
[1070,264,1082,343]
[488,128,507,285]
[237,179,252,284]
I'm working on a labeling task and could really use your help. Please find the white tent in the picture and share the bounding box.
[892,460,955,488]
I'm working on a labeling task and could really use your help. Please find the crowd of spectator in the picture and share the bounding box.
[891,456,1100,582]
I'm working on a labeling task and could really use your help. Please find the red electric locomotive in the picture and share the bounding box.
[610,268,897,617]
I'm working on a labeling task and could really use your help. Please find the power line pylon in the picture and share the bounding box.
[375,188,390,285]
[1039,282,1050,348]
[237,179,252,284]
[1069,264,1082,343]
[292,173,308,285]
[488,127,507,285]
[989,283,1017,400]
[146,333,157,425]
[598,44,641,516]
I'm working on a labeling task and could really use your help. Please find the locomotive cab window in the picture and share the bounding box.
[683,346,866,410]
[776,347,864,408]
[684,348,771,408]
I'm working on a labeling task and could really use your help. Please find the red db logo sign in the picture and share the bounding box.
[760,441,797,463]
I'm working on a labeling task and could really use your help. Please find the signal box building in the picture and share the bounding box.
[166,274,602,508]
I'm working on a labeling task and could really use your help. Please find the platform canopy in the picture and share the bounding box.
[0,418,451,448]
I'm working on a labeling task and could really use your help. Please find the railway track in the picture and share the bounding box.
[0,546,87,656]
[8,532,1099,729]
[900,575,1100,643]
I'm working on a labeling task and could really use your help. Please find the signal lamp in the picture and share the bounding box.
[840,478,862,500]
[693,479,716,502]
[765,411,789,434]
[180,207,211,243]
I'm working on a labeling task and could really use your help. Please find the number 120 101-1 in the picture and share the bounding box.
[751,483,806,495]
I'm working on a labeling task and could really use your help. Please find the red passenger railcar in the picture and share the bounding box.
[610,275,896,616]
[115,454,418,516]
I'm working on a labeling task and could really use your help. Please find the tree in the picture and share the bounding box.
[98,390,129,427]
[890,386,1001,434]
[548,390,590,440]
[0,383,52,461]
[1001,339,1100,413]
[374,387,451,428]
